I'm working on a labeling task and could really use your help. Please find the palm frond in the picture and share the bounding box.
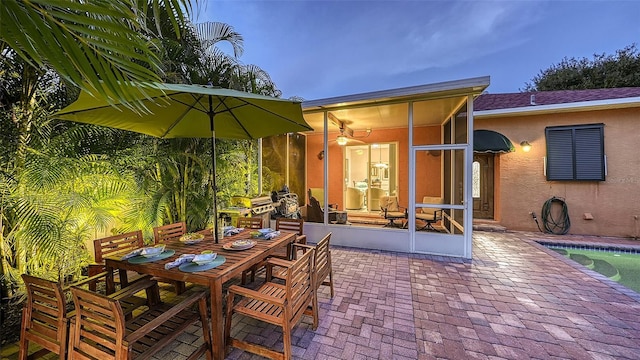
[0,1,193,111]
[194,21,244,58]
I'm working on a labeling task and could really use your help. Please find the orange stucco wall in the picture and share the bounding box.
[476,107,640,238]
[305,126,441,209]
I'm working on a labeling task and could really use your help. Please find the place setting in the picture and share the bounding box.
[249,228,281,240]
[124,244,176,264]
[222,239,257,251]
[164,250,226,272]
[179,232,205,245]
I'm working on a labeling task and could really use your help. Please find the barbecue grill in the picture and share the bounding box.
[219,196,274,227]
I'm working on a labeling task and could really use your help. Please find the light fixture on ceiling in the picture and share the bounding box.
[336,135,348,146]
[520,141,532,152]
[374,144,388,169]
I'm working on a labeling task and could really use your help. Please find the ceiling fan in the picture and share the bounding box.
[328,113,370,146]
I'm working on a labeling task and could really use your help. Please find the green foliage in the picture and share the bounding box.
[0,4,274,300]
[525,44,640,91]
[0,0,194,111]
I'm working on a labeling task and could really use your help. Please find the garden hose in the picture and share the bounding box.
[539,196,571,235]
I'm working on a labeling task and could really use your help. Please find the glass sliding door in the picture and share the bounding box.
[344,143,398,214]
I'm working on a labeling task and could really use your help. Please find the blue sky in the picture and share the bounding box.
[194,1,640,101]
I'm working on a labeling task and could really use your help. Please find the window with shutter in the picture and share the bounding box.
[545,124,605,181]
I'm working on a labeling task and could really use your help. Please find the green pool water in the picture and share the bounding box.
[550,247,640,294]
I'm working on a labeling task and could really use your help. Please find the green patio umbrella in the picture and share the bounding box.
[55,82,313,242]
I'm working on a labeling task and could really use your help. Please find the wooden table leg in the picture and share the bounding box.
[106,265,115,295]
[211,279,225,360]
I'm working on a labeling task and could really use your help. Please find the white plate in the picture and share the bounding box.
[179,233,204,245]
[222,240,257,251]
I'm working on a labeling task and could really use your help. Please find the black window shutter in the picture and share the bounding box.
[545,124,605,181]
[575,127,604,180]
[546,129,574,180]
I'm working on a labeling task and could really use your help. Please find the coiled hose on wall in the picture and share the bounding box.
[534,196,571,235]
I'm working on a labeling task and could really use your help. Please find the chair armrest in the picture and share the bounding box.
[109,275,156,301]
[227,284,285,306]
[291,242,314,254]
[296,234,307,245]
[63,271,108,290]
[87,263,105,276]
[292,243,313,253]
[266,257,293,268]
[265,257,293,281]
[125,289,207,344]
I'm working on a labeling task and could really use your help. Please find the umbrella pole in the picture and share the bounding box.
[209,97,219,243]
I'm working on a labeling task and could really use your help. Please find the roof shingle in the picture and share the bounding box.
[474,87,640,111]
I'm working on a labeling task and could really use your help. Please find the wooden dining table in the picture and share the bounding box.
[104,229,296,360]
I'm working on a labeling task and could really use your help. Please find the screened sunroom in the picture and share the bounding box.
[263,76,489,258]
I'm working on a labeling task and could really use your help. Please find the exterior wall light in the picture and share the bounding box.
[520,141,532,152]
[336,135,348,146]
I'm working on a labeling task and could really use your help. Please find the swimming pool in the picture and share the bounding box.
[541,243,640,294]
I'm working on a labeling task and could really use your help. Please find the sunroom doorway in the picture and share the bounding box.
[344,143,398,214]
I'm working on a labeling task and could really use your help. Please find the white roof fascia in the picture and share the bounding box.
[303,76,490,111]
[474,96,640,118]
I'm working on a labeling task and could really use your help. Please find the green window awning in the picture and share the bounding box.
[474,130,515,153]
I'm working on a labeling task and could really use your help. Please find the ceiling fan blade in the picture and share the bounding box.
[328,112,355,137]
[343,126,354,137]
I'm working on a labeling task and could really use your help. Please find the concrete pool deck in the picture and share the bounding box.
[3,230,640,359]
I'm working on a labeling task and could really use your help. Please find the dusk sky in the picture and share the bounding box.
[195,1,640,101]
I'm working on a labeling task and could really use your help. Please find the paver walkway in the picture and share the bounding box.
[222,231,640,359]
[4,231,640,359]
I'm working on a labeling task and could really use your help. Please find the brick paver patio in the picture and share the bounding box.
[224,231,640,360]
[4,231,640,359]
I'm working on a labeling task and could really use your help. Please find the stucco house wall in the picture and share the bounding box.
[476,106,640,238]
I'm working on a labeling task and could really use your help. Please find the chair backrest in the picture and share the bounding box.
[345,187,364,210]
[380,196,400,212]
[306,197,324,223]
[237,216,263,229]
[308,188,324,207]
[276,218,304,235]
[68,286,128,359]
[421,196,443,216]
[314,233,332,289]
[20,274,68,357]
[94,230,144,264]
[368,188,386,211]
[284,247,315,326]
[153,222,186,244]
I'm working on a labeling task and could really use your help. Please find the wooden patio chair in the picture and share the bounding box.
[274,217,307,260]
[18,273,150,360]
[237,216,263,229]
[243,218,308,284]
[268,232,334,299]
[225,248,317,360]
[153,221,186,244]
[19,275,69,360]
[88,230,144,292]
[153,222,188,294]
[67,278,212,360]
